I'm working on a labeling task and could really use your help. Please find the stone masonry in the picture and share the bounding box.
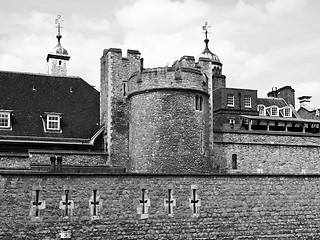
[1,173,320,239]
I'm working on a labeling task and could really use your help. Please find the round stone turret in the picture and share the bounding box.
[127,63,212,174]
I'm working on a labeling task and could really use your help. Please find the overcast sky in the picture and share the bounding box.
[1,0,319,107]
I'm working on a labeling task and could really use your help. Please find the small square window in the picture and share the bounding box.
[227,94,234,107]
[0,111,12,129]
[244,96,251,108]
[46,114,61,131]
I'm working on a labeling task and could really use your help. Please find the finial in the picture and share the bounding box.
[202,22,211,42]
[55,15,63,43]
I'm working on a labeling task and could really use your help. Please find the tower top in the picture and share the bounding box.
[198,22,220,64]
[48,15,69,57]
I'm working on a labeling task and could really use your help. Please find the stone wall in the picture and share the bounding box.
[214,131,320,173]
[100,48,140,168]
[1,173,320,239]
[0,153,108,169]
[129,90,211,174]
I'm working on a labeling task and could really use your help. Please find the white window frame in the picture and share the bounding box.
[269,106,279,116]
[244,96,251,108]
[282,107,292,118]
[227,94,234,107]
[46,114,61,131]
[0,111,11,129]
[257,105,265,116]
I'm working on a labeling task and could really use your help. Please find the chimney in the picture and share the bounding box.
[298,96,312,108]
[267,87,278,98]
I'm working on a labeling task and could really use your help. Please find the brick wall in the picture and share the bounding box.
[1,173,320,239]
[214,131,320,174]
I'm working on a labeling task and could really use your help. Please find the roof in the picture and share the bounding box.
[257,98,288,108]
[0,70,100,143]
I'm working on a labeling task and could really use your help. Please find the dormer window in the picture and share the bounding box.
[43,112,62,132]
[0,110,12,129]
[270,106,279,116]
[258,105,265,115]
[283,107,292,118]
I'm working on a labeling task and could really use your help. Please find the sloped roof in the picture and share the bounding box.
[257,98,288,108]
[0,71,100,142]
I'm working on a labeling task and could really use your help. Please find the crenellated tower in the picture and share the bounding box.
[100,48,141,167]
[46,15,70,76]
[99,23,224,174]
[127,57,211,173]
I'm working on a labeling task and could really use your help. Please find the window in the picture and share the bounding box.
[270,106,279,116]
[258,105,265,115]
[229,119,236,129]
[244,96,251,108]
[232,154,237,170]
[0,111,12,129]
[227,94,234,107]
[195,95,203,111]
[45,113,61,131]
[0,112,10,128]
[122,82,127,96]
[283,107,292,117]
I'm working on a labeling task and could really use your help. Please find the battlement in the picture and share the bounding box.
[127,65,208,98]
[101,48,141,62]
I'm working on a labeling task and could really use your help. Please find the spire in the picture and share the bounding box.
[55,15,62,44]
[202,22,213,57]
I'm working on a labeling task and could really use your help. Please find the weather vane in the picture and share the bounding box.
[202,22,211,40]
[55,15,63,42]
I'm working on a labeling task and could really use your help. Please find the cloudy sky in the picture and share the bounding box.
[1,0,319,107]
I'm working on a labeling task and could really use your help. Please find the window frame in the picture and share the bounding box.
[227,94,234,107]
[269,106,279,116]
[44,113,62,132]
[195,95,203,111]
[0,111,11,129]
[282,107,292,118]
[244,96,251,108]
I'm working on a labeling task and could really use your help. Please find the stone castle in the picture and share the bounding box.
[1,19,320,239]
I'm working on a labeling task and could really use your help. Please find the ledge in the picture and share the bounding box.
[214,129,320,137]
[28,149,108,156]
[1,172,320,178]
